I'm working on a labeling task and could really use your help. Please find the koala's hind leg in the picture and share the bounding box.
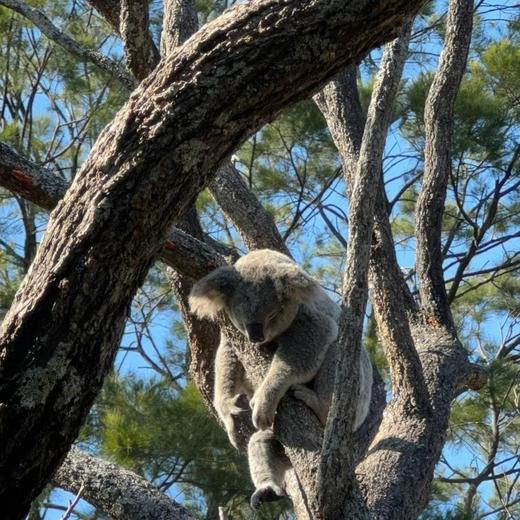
[291,384,328,425]
[248,430,290,510]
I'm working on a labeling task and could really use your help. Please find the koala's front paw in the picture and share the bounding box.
[251,392,276,430]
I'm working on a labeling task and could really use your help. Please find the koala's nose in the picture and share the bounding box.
[246,323,264,343]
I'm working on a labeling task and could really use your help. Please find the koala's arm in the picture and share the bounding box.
[252,305,338,430]
[214,334,248,448]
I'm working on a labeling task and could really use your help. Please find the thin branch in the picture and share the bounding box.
[0,0,136,89]
[60,484,84,520]
[415,0,474,328]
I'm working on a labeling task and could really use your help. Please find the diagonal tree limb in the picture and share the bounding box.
[90,0,288,256]
[317,25,417,519]
[415,0,474,329]
[52,446,195,520]
[208,163,290,254]
[0,0,137,90]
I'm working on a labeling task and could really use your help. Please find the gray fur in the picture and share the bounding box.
[189,249,372,508]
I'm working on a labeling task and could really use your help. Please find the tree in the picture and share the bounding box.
[0,0,518,519]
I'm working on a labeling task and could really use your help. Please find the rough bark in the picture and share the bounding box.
[208,164,290,254]
[161,0,199,54]
[0,1,424,517]
[53,447,195,520]
[415,0,474,329]
[88,0,161,63]
[0,143,69,210]
[119,0,157,81]
[0,0,136,90]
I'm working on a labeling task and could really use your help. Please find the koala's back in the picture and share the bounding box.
[310,295,373,429]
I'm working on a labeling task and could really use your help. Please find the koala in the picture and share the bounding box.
[189,249,373,509]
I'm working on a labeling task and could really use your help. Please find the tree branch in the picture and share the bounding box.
[415,0,474,328]
[53,447,195,520]
[0,142,226,280]
[208,163,289,255]
[119,0,157,81]
[0,0,136,90]
[88,0,161,63]
[161,0,199,54]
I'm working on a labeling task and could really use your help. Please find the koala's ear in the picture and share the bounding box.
[189,267,240,319]
[279,265,321,303]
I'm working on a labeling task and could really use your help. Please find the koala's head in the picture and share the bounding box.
[189,250,320,344]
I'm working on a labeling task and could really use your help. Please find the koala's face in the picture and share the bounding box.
[189,250,320,344]
[225,279,299,344]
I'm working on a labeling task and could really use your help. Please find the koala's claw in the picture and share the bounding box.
[224,394,250,416]
[250,485,285,510]
[252,398,276,430]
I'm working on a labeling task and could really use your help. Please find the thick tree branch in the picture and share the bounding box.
[415,0,474,328]
[0,143,69,210]
[0,0,136,90]
[88,0,161,64]
[88,0,121,34]
[208,164,289,254]
[0,1,426,516]
[93,0,287,257]
[53,447,195,520]
[318,25,416,519]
